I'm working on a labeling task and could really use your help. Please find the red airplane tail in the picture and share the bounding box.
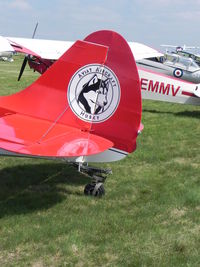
[0,30,142,161]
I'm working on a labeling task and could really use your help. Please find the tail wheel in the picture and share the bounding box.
[84,183,105,197]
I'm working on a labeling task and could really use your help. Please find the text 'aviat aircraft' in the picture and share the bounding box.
[0,30,143,197]
[1,28,200,106]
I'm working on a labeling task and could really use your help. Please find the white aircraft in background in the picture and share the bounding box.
[137,53,200,84]
[0,36,14,62]
[138,44,200,105]
[161,44,200,65]
[1,33,200,106]
[137,44,200,84]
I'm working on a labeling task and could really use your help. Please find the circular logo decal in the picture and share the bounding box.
[173,68,183,78]
[67,64,121,123]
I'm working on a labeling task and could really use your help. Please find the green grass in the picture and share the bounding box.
[0,56,200,266]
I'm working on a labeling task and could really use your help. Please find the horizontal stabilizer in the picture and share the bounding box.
[0,113,113,157]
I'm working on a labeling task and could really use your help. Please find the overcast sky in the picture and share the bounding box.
[1,0,200,51]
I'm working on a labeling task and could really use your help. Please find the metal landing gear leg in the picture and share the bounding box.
[74,163,112,197]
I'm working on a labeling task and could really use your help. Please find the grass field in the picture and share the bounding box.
[0,56,200,267]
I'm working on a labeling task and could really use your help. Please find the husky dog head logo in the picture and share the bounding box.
[77,74,110,115]
[68,64,120,123]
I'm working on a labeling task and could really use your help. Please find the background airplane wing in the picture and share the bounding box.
[6,37,74,60]
[0,36,14,53]
[4,36,163,60]
[128,42,163,60]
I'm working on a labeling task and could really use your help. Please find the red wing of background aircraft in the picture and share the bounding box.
[0,30,142,196]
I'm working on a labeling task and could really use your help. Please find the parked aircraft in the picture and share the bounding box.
[137,53,200,84]
[0,30,142,197]
[0,36,14,62]
[138,44,200,84]
[161,44,200,61]
[138,45,200,105]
